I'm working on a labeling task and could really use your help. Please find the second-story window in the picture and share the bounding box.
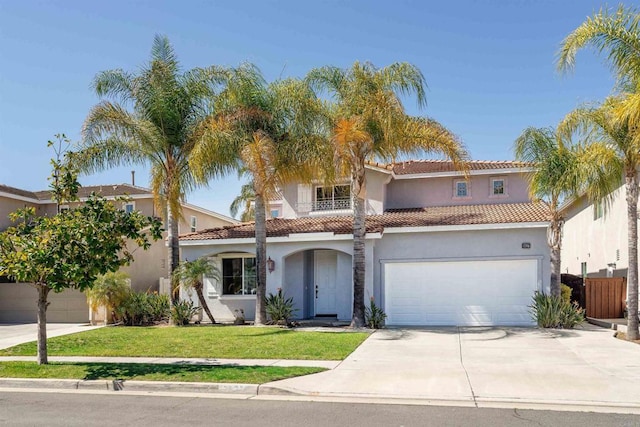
[270,209,279,218]
[123,202,135,213]
[491,178,506,196]
[314,185,351,211]
[190,215,197,232]
[454,180,469,198]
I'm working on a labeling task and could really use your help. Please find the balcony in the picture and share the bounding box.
[313,197,352,211]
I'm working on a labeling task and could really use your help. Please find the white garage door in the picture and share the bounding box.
[384,259,539,326]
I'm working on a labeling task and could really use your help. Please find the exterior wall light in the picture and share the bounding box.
[267,257,275,273]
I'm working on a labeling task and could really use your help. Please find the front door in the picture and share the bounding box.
[314,250,337,316]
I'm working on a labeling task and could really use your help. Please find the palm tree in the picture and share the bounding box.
[514,127,582,297]
[558,5,640,340]
[191,65,327,325]
[230,183,256,222]
[172,258,220,324]
[306,62,469,328]
[557,98,638,339]
[77,35,229,291]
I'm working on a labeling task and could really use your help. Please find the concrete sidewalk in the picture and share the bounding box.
[263,324,640,411]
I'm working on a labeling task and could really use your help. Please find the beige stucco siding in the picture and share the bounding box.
[0,197,40,230]
[561,188,627,278]
[385,174,531,209]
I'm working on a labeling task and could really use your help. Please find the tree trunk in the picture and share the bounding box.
[254,194,268,326]
[625,171,639,340]
[167,202,180,303]
[350,166,367,328]
[36,285,50,365]
[548,218,563,297]
[195,283,216,324]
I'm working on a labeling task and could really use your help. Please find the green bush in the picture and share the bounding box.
[530,291,584,329]
[561,284,572,303]
[265,288,297,325]
[171,300,199,326]
[85,272,131,322]
[114,291,171,326]
[365,296,387,329]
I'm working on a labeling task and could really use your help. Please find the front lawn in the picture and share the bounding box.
[0,361,324,383]
[0,326,368,360]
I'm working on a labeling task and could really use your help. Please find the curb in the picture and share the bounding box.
[0,378,258,395]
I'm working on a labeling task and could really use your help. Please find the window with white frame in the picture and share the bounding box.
[59,205,70,213]
[270,209,279,218]
[491,178,506,196]
[453,179,469,198]
[190,215,197,232]
[222,256,257,295]
[123,202,135,213]
[314,184,351,211]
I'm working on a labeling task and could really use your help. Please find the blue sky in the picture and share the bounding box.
[0,0,621,216]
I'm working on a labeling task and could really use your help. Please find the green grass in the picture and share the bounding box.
[0,362,324,383]
[0,326,368,360]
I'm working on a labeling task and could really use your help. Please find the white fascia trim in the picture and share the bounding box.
[383,221,549,234]
[180,232,383,246]
[392,167,535,180]
[365,164,392,174]
[0,192,41,204]
[181,202,239,224]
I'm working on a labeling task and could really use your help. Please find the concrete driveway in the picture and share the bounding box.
[266,324,640,410]
[0,323,102,350]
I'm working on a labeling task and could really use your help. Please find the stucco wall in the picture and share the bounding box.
[0,197,41,230]
[182,238,362,322]
[561,187,627,278]
[385,173,531,209]
[372,227,550,308]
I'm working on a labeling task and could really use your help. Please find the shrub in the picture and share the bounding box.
[113,290,171,326]
[265,288,297,325]
[171,300,199,326]
[365,296,387,329]
[85,272,131,323]
[561,284,572,303]
[530,291,585,329]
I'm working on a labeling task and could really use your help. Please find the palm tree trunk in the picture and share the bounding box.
[36,285,50,365]
[351,167,367,328]
[549,218,562,297]
[625,171,639,340]
[167,202,180,303]
[195,284,216,324]
[254,194,267,325]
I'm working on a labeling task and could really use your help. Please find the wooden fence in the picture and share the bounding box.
[585,277,627,319]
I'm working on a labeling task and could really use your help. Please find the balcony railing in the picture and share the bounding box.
[297,197,352,212]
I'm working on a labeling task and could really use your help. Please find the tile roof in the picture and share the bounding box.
[33,184,152,200]
[0,184,39,200]
[181,202,550,241]
[390,160,532,175]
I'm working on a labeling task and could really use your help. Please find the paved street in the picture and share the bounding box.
[0,391,638,427]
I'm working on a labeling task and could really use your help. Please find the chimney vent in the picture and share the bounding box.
[131,170,135,186]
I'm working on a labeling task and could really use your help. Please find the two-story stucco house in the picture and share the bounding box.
[0,183,236,322]
[180,160,551,327]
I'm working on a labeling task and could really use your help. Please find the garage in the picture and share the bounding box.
[384,258,539,326]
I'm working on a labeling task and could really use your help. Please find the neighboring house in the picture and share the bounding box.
[180,160,551,327]
[561,185,628,279]
[0,183,236,322]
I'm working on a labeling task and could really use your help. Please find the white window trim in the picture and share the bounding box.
[452,179,471,199]
[270,209,279,218]
[489,177,508,198]
[122,201,136,213]
[59,204,70,212]
[313,184,352,211]
[190,215,197,232]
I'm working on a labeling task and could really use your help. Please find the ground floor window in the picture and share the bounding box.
[222,257,257,295]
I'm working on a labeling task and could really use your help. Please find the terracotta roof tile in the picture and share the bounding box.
[390,160,531,175]
[181,202,550,241]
